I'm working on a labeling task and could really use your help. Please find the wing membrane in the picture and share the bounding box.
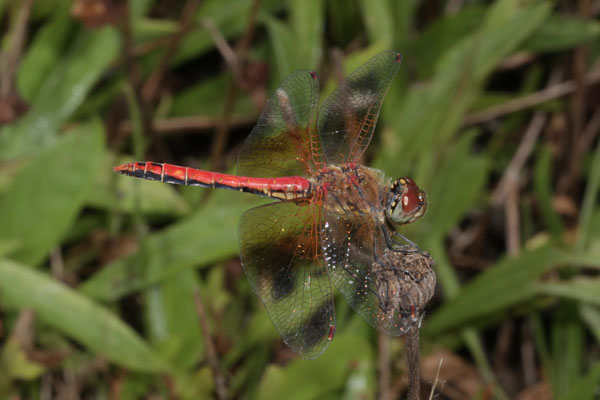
[237,70,322,178]
[239,201,335,358]
[318,50,402,164]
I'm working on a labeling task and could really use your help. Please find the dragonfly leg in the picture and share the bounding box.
[380,224,422,253]
[392,231,422,252]
[336,256,364,283]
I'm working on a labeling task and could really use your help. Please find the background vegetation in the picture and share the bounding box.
[1,0,600,398]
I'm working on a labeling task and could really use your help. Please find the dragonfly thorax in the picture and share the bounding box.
[387,177,427,226]
[311,164,387,218]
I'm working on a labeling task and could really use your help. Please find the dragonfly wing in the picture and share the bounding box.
[322,200,435,336]
[239,201,335,358]
[237,70,322,178]
[318,50,402,165]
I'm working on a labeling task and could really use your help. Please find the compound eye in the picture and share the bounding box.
[389,177,427,225]
[402,183,421,214]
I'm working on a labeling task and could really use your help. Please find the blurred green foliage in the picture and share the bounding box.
[1,0,600,398]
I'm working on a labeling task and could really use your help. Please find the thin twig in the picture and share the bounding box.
[571,0,590,141]
[211,82,238,170]
[330,48,345,85]
[193,289,227,400]
[0,0,34,98]
[234,0,261,63]
[68,358,109,397]
[110,370,127,400]
[444,0,464,14]
[120,3,171,161]
[405,328,421,400]
[201,19,239,75]
[505,181,521,256]
[12,309,35,351]
[428,358,443,400]
[579,107,600,151]
[206,0,262,170]
[0,0,33,123]
[491,112,547,205]
[41,373,52,400]
[199,19,240,170]
[377,332,390,400]
[50,247,65,282]
[497,51,536,71]
[119,114,256,135]
[559,0,591,194]
[593,0,600,15]
[490,69,563,205]
[120,4,148,145]
[492,321,515,384]
[521,322,537,387]
[111,35,171,69]
[120,5,138,93]
[141,0,203,102]
[463,68,600,125]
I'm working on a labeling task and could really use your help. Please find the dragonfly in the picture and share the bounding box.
[114,50,436,359]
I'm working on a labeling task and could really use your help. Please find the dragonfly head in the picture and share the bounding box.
[387,177,427,225]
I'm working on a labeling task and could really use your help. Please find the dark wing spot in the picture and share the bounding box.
[303,304,331,348]
[272,266,295,300]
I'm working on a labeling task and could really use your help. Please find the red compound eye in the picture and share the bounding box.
[389,177,427,225]
[402,179,421,214]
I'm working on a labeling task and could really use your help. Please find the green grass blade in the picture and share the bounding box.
[550,303,585,397]
[0,120,104,266]
[262,15,295,78]
[0,28,120,160]
[289,0,324,70]
[423,247,599,336]
[580,304,600,343]
[576,125,600,251]
[536,279,600,306]
[556,362,600,400]
[358,0,393,47]
[410,4,485,78]
[377,0,551,177]
[173,0,282,66]
[524,14,600,52]
[145,264,204,369]
[80,195,266,301]
[534,146,565,239]
[16,5,72,101]
[257,334,373,400]
[0,258,168,372]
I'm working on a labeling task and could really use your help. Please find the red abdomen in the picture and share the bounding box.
[114,162,312,201]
